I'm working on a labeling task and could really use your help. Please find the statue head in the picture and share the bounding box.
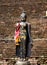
[20,11,27,22]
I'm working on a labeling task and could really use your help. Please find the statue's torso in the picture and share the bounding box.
[15,22,27,43]
[20,22,27,40]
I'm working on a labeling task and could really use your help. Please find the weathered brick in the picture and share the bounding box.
[0,0,47,58]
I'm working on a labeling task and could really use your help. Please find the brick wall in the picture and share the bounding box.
[0,0,47,58]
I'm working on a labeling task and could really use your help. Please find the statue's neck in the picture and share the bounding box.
[21,19,26,22]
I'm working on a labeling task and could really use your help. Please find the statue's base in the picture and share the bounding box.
[15,60,31,65]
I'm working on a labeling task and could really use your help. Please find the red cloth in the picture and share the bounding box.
[14,23,20,42]
[15,30,20,38]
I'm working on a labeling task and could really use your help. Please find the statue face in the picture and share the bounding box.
[20,12,27,21]
[20,16,26,21]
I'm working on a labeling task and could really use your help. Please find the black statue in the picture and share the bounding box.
[14,11,32,60]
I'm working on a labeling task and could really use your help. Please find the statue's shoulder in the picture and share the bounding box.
[26,22,31,26]
[16,22,20,26]
[20,22,26,26]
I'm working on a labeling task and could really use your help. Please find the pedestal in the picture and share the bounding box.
[15,60,31,65]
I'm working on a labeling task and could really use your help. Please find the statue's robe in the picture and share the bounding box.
[14,21,32,58]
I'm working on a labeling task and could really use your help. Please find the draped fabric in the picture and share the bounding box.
[14,22,31,58]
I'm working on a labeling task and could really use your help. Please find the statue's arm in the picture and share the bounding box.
[28,23,33,44]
